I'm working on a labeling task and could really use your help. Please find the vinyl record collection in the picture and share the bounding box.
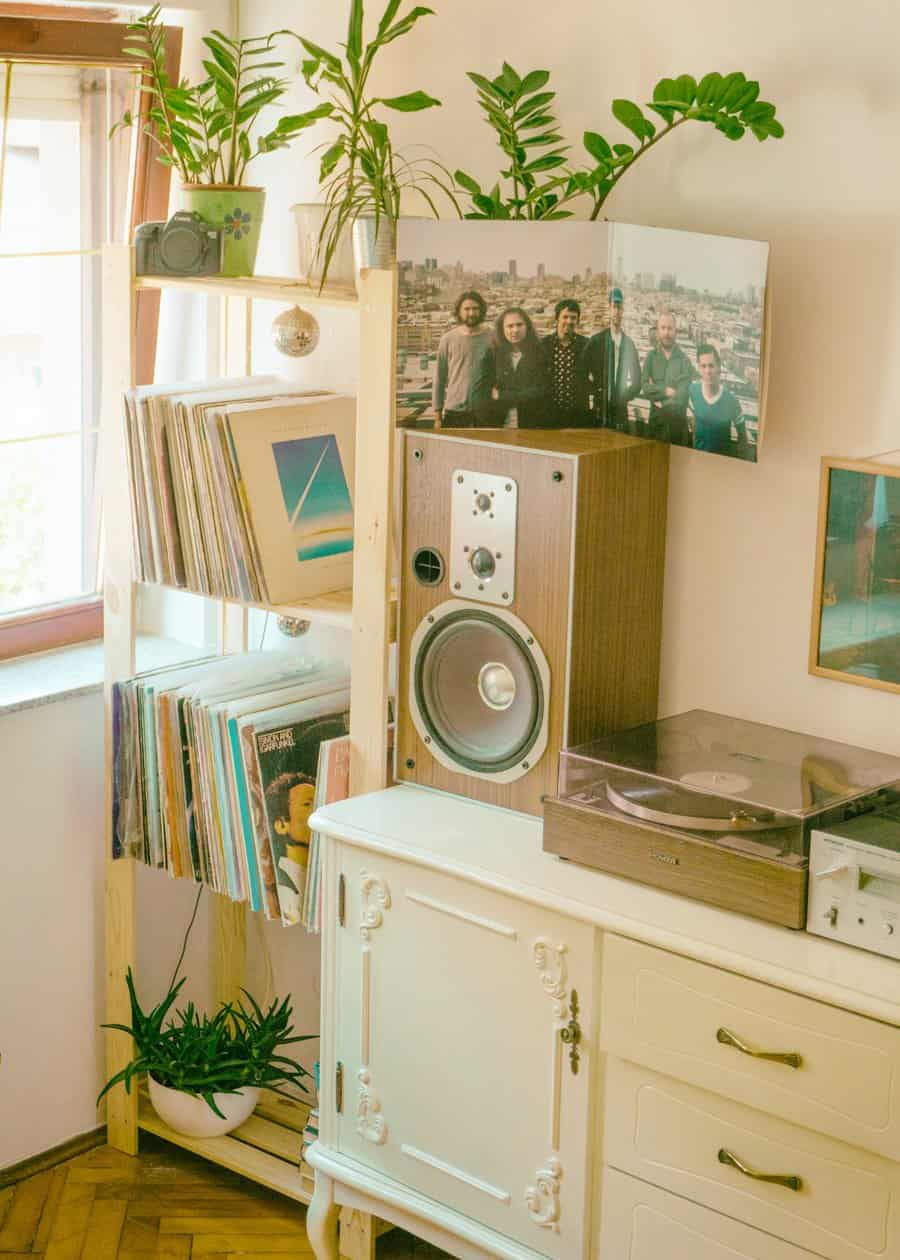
[112,650,352,929]
[123,378,356,604]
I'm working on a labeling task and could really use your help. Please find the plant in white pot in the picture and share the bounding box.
[116,4,330,276]
[98,968,314,1138]
[291,0,459,286]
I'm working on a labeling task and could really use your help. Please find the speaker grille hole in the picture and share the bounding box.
[413,547,444,586]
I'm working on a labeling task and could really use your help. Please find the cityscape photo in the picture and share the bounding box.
[396,220,770,462]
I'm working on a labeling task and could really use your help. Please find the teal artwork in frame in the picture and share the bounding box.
[810,455,900,694]
[272,433,354,563]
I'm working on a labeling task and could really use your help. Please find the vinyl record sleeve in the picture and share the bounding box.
[224,395,356,605]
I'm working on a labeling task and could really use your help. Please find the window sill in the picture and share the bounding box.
[0,635,207,716]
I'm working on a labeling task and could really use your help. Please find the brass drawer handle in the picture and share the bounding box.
[717,1026,803,1069]
[718,1147,803,1192]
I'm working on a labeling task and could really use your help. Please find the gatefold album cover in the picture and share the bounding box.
[396,220,769,462]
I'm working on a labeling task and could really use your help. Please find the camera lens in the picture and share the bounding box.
[160,221,206,274]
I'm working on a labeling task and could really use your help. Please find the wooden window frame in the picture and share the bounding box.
[0,10,180,662]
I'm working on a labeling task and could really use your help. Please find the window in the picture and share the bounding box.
[0,14,180,659]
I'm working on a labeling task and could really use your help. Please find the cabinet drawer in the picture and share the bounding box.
[599,1167,821,1260]
[605,1058,900,1260]
[601,933,900,1158]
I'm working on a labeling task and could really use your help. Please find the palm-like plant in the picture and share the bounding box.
[293,0,459,283]
[115,5,329,186]
[98,969,314,1119]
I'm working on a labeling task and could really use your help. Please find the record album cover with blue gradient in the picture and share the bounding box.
[272,433,354,562]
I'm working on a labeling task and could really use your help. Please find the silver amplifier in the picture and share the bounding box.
[808,805,900,958]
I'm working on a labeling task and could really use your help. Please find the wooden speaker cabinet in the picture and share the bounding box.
[395,428,670,816]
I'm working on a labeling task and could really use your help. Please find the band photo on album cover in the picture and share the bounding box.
[395,220,770,462]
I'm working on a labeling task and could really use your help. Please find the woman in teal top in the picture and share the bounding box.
[688,343,752,460]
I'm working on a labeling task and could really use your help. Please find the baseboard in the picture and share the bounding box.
[0,1126,107,1188]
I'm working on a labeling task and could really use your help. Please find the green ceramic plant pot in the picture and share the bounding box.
[182,185,265,277]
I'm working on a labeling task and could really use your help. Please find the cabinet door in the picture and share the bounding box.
[333,849,594,1259]
[600,1168,821,1260]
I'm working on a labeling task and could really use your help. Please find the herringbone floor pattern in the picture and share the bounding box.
[0,1137,449,1259]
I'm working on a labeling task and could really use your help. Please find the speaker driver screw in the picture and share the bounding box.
[453,582,461,590]
[427,614,434,623]
[457,475,464,484]
[502,592,509,600]
[552,470,564,482]
[527,636,534,645]
[424,736,431,745]
[522,761,530,769]
[505,483,513,491]
[413,448,423,461]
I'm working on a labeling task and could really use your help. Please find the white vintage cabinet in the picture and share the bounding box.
[306,786,900,1260]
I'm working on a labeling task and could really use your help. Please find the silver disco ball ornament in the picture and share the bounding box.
[271,305,320,357]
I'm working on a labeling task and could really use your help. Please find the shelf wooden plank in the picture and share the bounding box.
[254,1094,311,1134]
[135,272,358,309]
[138,580,397,640]
[138,1098,311,1203]
[230,1114,302,1163]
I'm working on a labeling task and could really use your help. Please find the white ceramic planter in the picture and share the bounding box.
[148,1076,260,1138]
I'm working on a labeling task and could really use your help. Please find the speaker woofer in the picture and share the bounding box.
[410,603,550,780]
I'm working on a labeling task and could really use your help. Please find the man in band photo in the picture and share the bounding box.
[541,298,592,427]
[432,290,495,428]
[641,310,695,446]
[689,343,752,460]
[588,286,642,433]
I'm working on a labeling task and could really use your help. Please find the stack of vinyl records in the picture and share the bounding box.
[112,650,351,927]
[123,378,356,604]
[304,725,394,933]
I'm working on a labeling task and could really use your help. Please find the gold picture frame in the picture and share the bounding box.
[809,452,900,694]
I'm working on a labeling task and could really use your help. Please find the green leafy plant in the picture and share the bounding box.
[98,968,314,1118]
[456,67,785,220]
[455,63,569,220]
[114,4,329,186]
[292,0,459,283]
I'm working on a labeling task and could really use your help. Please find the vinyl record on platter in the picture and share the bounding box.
[605,779,794,832]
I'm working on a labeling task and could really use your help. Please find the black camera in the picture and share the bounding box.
[134,211,224,277]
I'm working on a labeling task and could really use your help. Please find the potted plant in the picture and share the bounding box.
[291,0,459,286]
[116,5,331,276]
[455,65,784,220]
[98,968,314,1138]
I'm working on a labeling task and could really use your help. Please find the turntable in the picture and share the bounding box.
[543,710,900,928]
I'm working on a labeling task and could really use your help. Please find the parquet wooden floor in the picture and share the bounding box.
[0,1137,451,1260]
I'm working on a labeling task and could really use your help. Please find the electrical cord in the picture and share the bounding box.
[168,885,204,993]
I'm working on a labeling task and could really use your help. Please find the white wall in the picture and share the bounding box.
[240,0,900,759]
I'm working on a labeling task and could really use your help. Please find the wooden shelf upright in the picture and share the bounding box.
[101,243,398,1212]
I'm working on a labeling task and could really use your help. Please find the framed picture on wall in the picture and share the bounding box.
[809,453,900,694]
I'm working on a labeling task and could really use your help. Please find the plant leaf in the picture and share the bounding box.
[467,70,508,102]
[696,71,724,107]
[379,90,440,111]
[520,69,550,95]
[583,130,612,162]
[378,7,435,47]
[611,98,655,142]
[453,168,482,195]
[346,0,364,65]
